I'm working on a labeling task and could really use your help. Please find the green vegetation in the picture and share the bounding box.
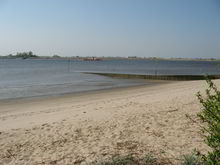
[92,154,172,165]
[196,79,220,165]
[185,79,220,165]
[0,51,38,59]
[181,151,202,165]
[15,51,37,59]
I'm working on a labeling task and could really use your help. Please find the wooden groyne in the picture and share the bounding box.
[84,72,220,81]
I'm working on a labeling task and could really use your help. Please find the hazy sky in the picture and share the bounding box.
[0,0,220,58]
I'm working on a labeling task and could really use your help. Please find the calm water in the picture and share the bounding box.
[0,59,220,100]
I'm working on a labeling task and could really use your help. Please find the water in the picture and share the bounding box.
[0,58,220,100]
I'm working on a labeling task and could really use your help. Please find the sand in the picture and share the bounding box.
[0,79,219,165]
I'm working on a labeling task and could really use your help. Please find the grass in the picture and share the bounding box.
[91,154,173,165]
[181,152,203,165]
[90,152,206,165]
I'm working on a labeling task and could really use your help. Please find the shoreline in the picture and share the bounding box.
[0,79,169,105]
[0,79,219,164]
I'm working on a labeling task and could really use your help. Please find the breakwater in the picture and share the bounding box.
[84,72,220,81]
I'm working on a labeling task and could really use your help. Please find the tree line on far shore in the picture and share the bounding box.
[1,51,38,59]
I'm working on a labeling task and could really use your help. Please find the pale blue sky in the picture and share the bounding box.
[0,0,219,58]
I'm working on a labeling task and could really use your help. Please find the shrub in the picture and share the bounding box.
[196,79,220,165]
[181,151,202,165]
[93,154,171,165]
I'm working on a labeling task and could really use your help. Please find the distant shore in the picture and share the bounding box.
[1,54,220,61]
[0,80,219,164]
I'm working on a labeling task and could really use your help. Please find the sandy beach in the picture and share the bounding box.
[0,79,219,164]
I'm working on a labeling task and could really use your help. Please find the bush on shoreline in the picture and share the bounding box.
[196,79,220,165]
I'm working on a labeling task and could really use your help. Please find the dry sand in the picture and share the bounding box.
[0,79,219,165]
